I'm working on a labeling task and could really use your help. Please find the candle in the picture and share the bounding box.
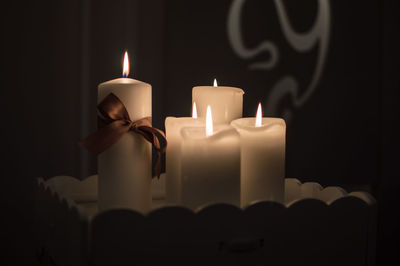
[192,79,244,124]
[180,106,240,210]
[231,103,286,206]
[165,103,203,204]
[97,51,152,213]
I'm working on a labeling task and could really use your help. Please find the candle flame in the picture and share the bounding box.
[206,105,213,136]
[122,51,129,78]
[192,102,198,119]
[213,78,218,87]
[255,103,262,127]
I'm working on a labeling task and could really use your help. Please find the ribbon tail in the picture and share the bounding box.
[134,125,167,178]
[137,129,163,178]
[155,151,162,179]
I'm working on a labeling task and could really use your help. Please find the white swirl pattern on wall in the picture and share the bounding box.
[227,0,331,118]
[227,0,279,70]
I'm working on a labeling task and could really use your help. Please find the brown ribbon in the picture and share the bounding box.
[79,93,167,178]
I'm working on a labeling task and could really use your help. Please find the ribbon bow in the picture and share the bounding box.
[79,93,167,178]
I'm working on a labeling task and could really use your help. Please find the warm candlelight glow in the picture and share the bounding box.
[213,78,218,87]
[122,51,129,78]
[255,103,262,127]
[192,102,198,119]
[206,105,213,136]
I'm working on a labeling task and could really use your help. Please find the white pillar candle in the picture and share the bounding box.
[97,52,152,213]
[165,104,204,204]
[231,104,286,206]
[180,106,241,210]
[192,79,244,124]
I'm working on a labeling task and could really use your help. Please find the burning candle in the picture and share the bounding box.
[97,51,152,213]
[231,103,286,206]
[165,103,203,204]
[180,106,240,210]
[192,79,244,124]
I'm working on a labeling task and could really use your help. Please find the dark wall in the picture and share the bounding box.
[2,0,399,265]
[380,0,400,264]
[3,1,85,264]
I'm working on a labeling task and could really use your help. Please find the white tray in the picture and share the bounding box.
[35,174,376,266]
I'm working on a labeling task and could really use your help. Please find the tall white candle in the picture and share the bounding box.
[97,52,152,213]
[192,79,244,124]
[180,107,240,210]
[231,104,286,206]
[165,103,203,204]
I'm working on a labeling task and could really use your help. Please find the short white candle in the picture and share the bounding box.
[192,79,244,124]
[180,106,240,210]
[97,51,152,213]
[165,103,203,204]
[231,103,286,206]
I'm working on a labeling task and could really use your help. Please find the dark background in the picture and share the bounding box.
[1,0,399,265]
